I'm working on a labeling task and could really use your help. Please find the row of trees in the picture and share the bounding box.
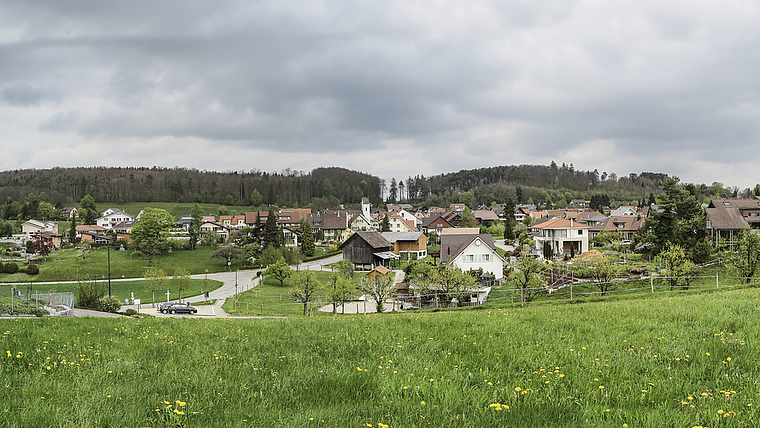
[0,166,383,208]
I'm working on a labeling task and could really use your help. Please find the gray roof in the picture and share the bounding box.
[706,206,749,230]
[380,231,424,243]
[440,233,498,264]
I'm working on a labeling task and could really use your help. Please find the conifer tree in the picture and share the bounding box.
[263,207,279,248]
[300,219,315,257]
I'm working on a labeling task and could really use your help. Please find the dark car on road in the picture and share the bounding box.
[161,303,197,315]
[157,301,178,312]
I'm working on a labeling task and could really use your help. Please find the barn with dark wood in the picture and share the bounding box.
[339,231,399,270]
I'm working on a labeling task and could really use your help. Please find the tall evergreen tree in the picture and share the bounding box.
[68,212,78,243]
[263,207,279,248]
[380,214,391,232]
[188,203,203,250]
[300,219,315,257]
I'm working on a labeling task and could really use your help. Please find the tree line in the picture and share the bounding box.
[0,166,383,208]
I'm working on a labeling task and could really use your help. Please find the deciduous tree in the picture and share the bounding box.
[292,271,319,316]
[358,273,396,313]
[264,257,292,287]
[144,266,167,307]
[327,272,353,314]
[172,267,191,302]
[590,258,617,296]
[726,229,760,283]
[130,208,174,266]
[661,242,699,290]
[509,252,546,306]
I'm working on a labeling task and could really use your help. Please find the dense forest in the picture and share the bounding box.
[0,163,747,222]
[0,167,383,208]
[392,162,741,208]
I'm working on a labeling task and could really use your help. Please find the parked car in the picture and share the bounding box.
[162,303,197,315]
[157,301,178,312]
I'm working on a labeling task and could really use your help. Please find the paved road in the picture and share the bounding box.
[122,253,344,318]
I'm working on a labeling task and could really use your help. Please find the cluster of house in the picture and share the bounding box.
[18,208,137,249]
[15,196,760,278]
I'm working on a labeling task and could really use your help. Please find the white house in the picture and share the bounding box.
[21,220,58,238]
[96,208,134,230]
[531,218,590,257]
[440,232,505,280]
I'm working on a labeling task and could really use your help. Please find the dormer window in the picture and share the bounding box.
[724,202,731,206]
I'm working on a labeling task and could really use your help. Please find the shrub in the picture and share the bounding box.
[31,308,47,317]
[3,263,18,274]
[124,309,138,316]
[97,296,122,313]
[130,250,144,259]
[25,264,39,275]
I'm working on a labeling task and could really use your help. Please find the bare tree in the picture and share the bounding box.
[358,273,396,313]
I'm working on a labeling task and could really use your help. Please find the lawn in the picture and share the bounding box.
[0,246,239,283]
[96,202,253,219]
[223,269,368,316]
[1,278,223,312]
[2,286,760,427]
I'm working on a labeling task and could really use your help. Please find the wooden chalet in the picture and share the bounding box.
[339,231,399,270]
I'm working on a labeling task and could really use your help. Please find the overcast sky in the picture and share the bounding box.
[2,0,759,189]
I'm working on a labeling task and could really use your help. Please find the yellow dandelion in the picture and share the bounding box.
[515,387,522,392]
[420,401,426,405]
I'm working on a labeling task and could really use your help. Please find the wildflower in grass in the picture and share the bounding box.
[420,401,425,405]
[515,387,522,392]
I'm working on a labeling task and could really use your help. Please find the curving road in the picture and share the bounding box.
[119,253,344,318]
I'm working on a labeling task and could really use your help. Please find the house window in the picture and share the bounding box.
[482,254,490,262]
[578,230,583,235]
[466,254,475,262]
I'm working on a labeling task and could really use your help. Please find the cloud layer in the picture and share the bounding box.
[1,0,759,188]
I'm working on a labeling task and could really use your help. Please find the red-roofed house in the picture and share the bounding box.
[531,218,590,257]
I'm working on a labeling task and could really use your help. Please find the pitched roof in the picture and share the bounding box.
[440,227,481,235]
[380,232,424,243]
[706,206,750,230]
[472,210,499,221]
[340,231,392,250]
[321,210,349,230]
[440,233,499,264]
[75,225,107,231]
[589,215,645,233]
[530,218,591,230]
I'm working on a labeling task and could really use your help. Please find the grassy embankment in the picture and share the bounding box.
[223,270,375,317]
[2,286,760,427]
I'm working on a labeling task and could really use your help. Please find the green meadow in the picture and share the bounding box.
[2,287,760,427]
[1,278,222,312]
[0,246,240,283]
[223,270,365,317]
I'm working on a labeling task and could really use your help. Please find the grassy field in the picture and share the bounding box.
[223,270,366,317]
[78,202,254,220]
[2,286,760,427]
[1,278,223,312]
[0,246,239,283]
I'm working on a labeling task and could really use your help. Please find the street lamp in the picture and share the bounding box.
[107,243,112,297]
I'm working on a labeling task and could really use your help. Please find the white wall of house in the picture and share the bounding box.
[450,238,504,280]
[533,228,589,255]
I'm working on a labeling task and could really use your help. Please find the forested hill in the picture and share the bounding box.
[0,167,383,207]
[397,163,672,207]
